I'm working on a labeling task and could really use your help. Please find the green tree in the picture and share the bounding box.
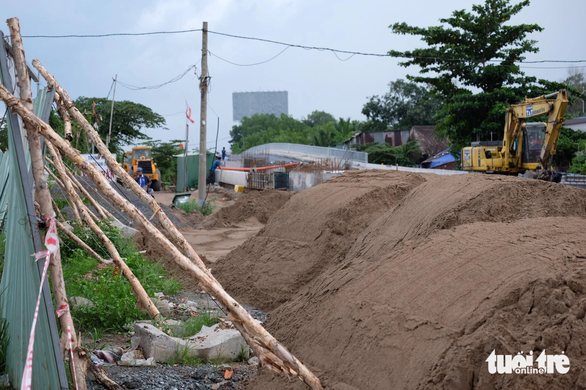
[362,79,441,132]
[74,97,166,156]
[388,0,575,152]
[354,140,423,166]
[0,115,7,151]
[563,69,586,118]
[302,110,336,127]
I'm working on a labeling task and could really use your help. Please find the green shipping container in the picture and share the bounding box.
[176,152,216,192]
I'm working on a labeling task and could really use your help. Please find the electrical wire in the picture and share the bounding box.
[14,27,586,64]
[21,29,202,39]
[209,46,290,66]
[117,65,197,90]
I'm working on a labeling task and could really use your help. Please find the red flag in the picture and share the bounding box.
[186,103,195,124]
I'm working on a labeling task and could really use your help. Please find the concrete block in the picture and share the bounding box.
[134,321,248,362]
[112,220,139,239]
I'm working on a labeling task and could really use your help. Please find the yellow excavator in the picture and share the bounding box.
[461,90,568,181]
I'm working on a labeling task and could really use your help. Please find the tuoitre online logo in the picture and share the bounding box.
[486,350,570,375]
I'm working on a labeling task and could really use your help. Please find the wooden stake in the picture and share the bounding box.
[0,79,323,390]
[88,360,125,390]
[45,165,82,222]
[6,18,87,388]
[34,59,212,276]
[51,198,66,222]
[55,219,109,264]
[47,142,160,319]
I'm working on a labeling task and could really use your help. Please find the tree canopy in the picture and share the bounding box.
[229,111,360,153]
[388,0,572,152]
[74,97,166,156]
[362,79,441,132]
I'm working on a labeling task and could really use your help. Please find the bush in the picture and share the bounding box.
[61,224,182,333]
[568,155,586,174]
[176,197,216,216]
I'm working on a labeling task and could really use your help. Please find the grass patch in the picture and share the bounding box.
[176,197,216,216]
[180,312,219,338]
[60,221,181,333]
[53,198,69,210]
[166,344,202,367]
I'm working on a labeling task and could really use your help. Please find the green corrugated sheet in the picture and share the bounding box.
[0,89,62,388]
[176,152,215,192]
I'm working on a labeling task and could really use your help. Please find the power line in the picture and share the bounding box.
[117,65,198,90]
[209,46,290,66]
[15,27,586,64]
[21,28,202,39]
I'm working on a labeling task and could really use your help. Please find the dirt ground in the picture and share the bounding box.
[138,188,292,292]
[208,171,586,390]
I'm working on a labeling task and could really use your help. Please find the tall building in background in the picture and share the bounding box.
[232,91,288,121]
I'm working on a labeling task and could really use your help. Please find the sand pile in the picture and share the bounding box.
[200,190,294,229]
[212,171,586,389]
[213,170,426,311]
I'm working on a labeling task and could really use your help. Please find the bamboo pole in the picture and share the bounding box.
[47,142,160,319]
[6,18,87,388]
[55,219,109,264]
[35,59,211,276]
[51,199,66,222]
[66,170,114,221]
[45,166,82,222]
[0,81,323,389]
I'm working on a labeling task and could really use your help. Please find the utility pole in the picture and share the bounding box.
[184,110,189,192]
[106,74,117,150]
[198,22,209,206]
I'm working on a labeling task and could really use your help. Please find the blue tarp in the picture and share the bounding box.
[429,152,456,168]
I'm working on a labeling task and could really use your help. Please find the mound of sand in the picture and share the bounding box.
[212,171,586,389]
[200,190,294,229]
[213,171,426,311]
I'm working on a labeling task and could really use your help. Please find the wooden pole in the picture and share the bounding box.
[198,21,209,207]
[47,142,160,319]
[6,18,87,389]
[45,166,82,223]
[66,169,116,222]
[55,219,109,264]
[106,75,117,150]
[0,82,324,390]
[52,199,66,222]
[33,60,212,277]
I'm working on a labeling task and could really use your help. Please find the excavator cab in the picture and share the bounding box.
[522,123,546,166]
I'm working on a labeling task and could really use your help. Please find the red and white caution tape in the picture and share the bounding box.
[56,305,78,390]
[21,216,59,390]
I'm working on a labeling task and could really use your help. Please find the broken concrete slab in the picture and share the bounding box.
[112,220,139,239]
[133,321,248,362]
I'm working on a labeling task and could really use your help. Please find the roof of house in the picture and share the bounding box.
[409,126,448,157]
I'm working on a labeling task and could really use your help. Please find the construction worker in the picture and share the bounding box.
[208,155,222,187]
[135,167,154,196]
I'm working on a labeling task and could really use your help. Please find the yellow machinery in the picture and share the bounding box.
[462,90,568,181]
[127,146,162,191]
[122,151,132,172]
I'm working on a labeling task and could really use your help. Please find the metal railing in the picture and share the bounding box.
[241,143,368,163]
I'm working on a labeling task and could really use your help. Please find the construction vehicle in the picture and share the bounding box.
[461,90,568,181]
[122,151,132,172]
[126,146,162,191]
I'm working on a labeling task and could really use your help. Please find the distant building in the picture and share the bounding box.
[232,91,288,122]
[342,126,448,160]
[564,117,586,132]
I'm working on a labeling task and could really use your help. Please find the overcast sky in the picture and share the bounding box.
[2,0,585,153]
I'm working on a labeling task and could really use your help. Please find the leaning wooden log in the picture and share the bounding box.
[52,199,66,222]
[47,142,160,320]
[0,82,323,389]
[7,17,88,388]
[54,92,73,142]
[35,60,211,276]
[66,169,117,222]
[88,360,126,390]
[45,165,82,222]
[55,219,109,264]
